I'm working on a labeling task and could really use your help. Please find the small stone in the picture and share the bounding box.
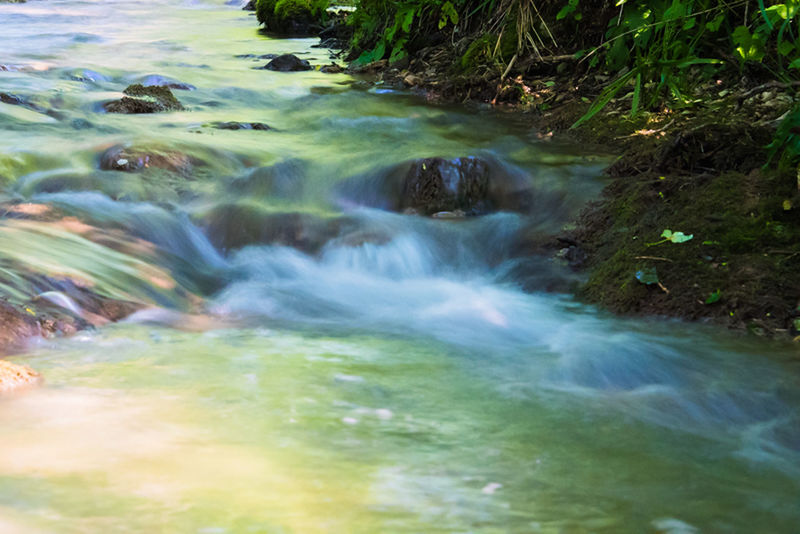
[403,74,422,87]
[320,63,344,74]
[261,54,312,72]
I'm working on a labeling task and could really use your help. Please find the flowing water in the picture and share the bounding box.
[1,1,799,532]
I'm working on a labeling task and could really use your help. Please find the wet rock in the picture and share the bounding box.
[200,202,337,253]
[242,0,256,9]
[0,300,39,355]
[103,84,184,114]
[0,360,40,393]
[400,157,491,216]
[261,54,312,72]
[98,144,199,175]
[210,121,271,131]
[70,118,94,129]
[0,92,49,115]
[139,74,196,91]
[320,63,344,74]
[227,159,305,199]
[69,69,111,83]
[0,92,27,107]
[337,156,537,216]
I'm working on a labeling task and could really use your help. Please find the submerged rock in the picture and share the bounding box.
[200,202,337,253]
[227,159,305,199]
[261,54,312,72]
[210,121,271,131]
[0,360,40,393]
[98,144,199,175]
[103,84,184,114]
[69,69,111,83]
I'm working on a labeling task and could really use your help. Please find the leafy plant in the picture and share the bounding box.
[573,0,727,128]
[647,229,694,246]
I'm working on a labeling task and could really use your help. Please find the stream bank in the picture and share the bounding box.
[329,16,800,337]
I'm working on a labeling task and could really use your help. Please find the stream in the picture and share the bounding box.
[1,1,799,532]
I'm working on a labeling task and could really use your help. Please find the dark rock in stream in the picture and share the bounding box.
[210,121,271,131]
[242,0,256,10]
[319,63,344,74]
[200,202,338,253]
[260,54,312,72]
[400,157,492,216]
[337,156,536,216]
[103,84,184,114]
[0,92,28,107]
[98,144,200,176]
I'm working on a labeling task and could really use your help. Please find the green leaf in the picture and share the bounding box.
[635,267,660,285]
[631,71,642,116]
[705,13,724,32]
[670,231,694,243]
[705,289,722,304]
[733,25,766,62]
[389,40,408,64]
[571,68,637,129]
[438,1,459,29]
[778,39,796,56]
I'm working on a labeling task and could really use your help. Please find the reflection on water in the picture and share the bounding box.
[1,0,799,532]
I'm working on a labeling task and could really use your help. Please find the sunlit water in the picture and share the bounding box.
[1,1,799,532]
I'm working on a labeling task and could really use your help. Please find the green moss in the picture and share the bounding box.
[458,27,518,73]
[256,0,278,26]
[460,34,497,72]
[257,0,326,33]
[119,84,183,111]
[274,0,311,25]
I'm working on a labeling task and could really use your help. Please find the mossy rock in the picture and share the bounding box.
[104,84,183,114]
[256,0,327,35]
[255,0,278,26]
